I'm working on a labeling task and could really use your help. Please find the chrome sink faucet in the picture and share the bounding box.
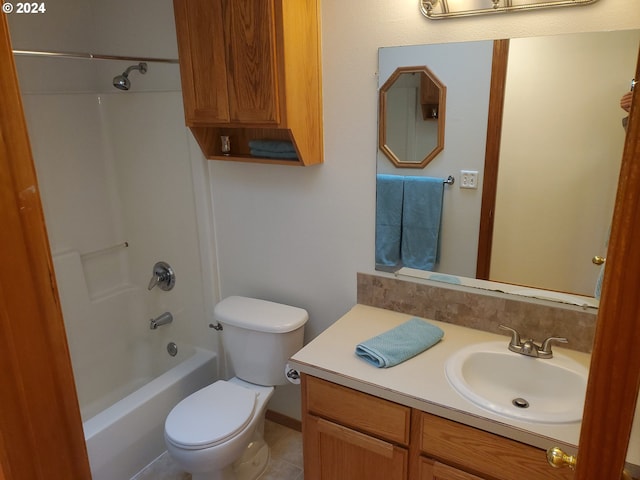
[498,325,568,359]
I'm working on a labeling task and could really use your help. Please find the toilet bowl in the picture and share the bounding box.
[165,378,274,480]
[164,296,308,480]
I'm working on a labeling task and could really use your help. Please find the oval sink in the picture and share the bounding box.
[445,341,588,424]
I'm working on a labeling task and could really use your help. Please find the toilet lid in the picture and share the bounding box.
[165,380,257,449]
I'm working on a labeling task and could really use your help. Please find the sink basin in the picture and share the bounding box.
[445,341,588,424]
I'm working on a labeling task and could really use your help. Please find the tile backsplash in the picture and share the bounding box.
[357,273,597,353]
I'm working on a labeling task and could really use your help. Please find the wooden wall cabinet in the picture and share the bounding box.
[301,375,575,480]
[173,0,323,166]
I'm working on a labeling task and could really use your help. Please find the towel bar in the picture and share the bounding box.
[443,175,454,185]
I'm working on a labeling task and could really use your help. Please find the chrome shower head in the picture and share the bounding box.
[113,62,148,91]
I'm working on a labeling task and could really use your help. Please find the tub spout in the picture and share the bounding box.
[150,312,173,330]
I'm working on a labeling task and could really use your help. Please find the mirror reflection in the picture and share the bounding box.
[379,66,446,167]
[376,30,640,306]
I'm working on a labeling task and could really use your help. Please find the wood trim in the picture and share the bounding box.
[476,39,509,279]
[0,15,91,480]
[575,48,640,480]
[379,65,446,169]
[266,409,302,432]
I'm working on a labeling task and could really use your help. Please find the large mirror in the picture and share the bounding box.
[376,29,640,307]
[379,66,446,168]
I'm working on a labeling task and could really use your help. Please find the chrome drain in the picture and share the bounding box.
[512,397,530,409]
[167,342,178,357]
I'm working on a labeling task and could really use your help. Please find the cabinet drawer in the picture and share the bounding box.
[418,412,574,480]
[419,456,486,480]
[303,375,411,445]
[305,415,408,480]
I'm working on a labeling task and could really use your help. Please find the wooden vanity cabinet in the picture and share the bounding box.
[173,0,323,166]
[302,375,410,480]
[301,374,574,480]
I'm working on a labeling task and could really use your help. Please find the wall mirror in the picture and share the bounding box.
[379,66,446,168]
[376,29,640,308]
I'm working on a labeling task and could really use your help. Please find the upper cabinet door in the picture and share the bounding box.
[224,0,280,124]
[174,0,280,126]
[174,0,230,124]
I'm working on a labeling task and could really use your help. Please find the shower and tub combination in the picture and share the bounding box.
[12,47,216,480]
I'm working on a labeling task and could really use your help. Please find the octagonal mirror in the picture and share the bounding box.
[379,66,446,168]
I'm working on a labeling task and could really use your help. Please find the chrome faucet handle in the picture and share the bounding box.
[498,324,522,348]
[539,336,569,358]
[147,261,175,291]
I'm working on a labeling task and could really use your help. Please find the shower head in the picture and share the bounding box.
[113,62,148,91]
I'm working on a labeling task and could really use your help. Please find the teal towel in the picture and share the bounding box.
[248,140,296,153]
[355,318,444,368]
[401,176,444,270]
[375,174,404,267]
[250,149,298,159]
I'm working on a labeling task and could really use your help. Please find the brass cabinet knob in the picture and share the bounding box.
[546,447,577,470]
[592,255,606,265]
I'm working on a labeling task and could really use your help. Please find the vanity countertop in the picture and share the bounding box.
[289,304,640,472]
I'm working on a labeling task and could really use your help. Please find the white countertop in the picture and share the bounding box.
[290,304,639,472]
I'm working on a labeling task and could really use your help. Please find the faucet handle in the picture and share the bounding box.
[539,336,569,356]
[498,324,522,347]
[147,261,175,291]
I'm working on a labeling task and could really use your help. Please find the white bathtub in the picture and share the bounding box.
[83,346,216,480]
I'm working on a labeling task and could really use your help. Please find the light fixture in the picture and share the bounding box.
[420,0,600,19]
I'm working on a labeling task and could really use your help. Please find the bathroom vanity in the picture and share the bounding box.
[289,304,640,480]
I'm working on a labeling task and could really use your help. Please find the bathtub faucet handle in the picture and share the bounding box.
[148,261,175,291]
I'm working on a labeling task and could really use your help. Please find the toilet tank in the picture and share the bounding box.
[213,296,308,386]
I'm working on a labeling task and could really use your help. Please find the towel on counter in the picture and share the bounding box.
[355,318,444,368]
[401,176,444,270]
[375,174,404,267]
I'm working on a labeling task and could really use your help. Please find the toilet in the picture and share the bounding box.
[164,296,308,480]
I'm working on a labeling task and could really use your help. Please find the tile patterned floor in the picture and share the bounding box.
[132,420,303,480]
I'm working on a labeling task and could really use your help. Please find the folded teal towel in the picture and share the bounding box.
[248,140,296,153]
[355,318,444,368]
[250,149,298,159]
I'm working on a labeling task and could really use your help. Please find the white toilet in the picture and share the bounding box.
[164,296,308,480]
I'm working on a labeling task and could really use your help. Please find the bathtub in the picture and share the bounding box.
[83,346,216,480]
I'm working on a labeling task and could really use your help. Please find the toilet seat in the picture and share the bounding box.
[165,380,257,450]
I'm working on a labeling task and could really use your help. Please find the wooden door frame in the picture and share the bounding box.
[476,39,509,280]
[575,47,640,478]
[0,15,91,480]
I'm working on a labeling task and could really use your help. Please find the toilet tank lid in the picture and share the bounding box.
[214,296,309,333]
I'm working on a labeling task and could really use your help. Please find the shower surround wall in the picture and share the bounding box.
[10,1,219,474]
[19,81,210,409]
[15,56,217,476]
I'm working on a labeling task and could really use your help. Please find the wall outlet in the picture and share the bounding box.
[460,170,478,189]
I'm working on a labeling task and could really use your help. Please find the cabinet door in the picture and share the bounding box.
[223,0,280,124]
[304,415,408,480]
[419,457,486,480]
[174,0,230,124]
